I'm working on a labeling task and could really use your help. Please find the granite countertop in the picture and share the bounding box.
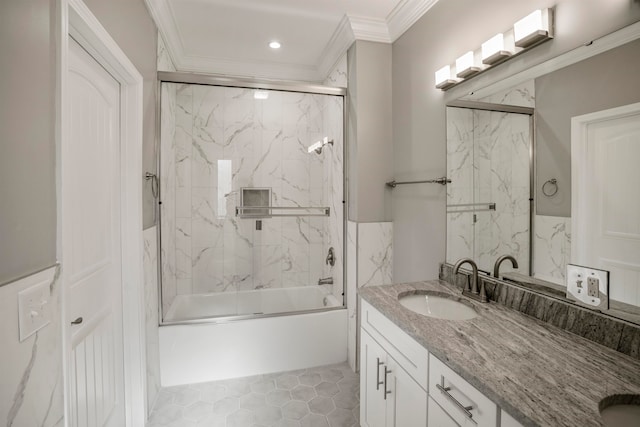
[358,280,640,427]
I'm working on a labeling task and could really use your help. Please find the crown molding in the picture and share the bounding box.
[387,0,440,42]
[348,15,391,43]
[145,0,186,69]
[316,15,355,82]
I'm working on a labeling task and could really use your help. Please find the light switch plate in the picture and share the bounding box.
[18,279,52,342]
[566,264,609,310]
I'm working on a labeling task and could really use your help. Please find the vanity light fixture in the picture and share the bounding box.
[482,33,513,65]
[435,65,458,90]
[434,7,554,91]
[268,41,281,49]
[254,90,269,100]
[455,51,482,78]
[514,9,553,48]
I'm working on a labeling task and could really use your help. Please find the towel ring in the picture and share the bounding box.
[542,178,558,197]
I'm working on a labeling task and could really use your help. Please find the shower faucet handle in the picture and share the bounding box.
[326,247,335,266]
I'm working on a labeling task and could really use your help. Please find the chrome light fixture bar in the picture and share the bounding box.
[435,8,554,91]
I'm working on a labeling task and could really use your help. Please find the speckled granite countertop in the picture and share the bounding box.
[358,280,640,427]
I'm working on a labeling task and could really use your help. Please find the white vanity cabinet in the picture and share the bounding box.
[360,300,429,427]
[500,410,525,427]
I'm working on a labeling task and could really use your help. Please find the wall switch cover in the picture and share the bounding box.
[18,279,52,342]
[566,264,609,310]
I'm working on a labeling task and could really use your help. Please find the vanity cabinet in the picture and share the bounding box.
[360,299,524,427]
[360,300,429,427]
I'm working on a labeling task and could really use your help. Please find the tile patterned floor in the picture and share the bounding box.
[147,363,360,427]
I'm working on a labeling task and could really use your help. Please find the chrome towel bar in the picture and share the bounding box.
[386,176,451,187]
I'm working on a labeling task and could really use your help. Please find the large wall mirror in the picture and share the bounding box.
[445,22,640,324]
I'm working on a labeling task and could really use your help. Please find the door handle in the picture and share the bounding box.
[383,367,392,400]
[71,317,83,325]
[376,358,384,390]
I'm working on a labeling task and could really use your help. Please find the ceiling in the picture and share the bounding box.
[145,0,440,82]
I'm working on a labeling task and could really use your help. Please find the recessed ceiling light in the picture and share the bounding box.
[269,41,281,49]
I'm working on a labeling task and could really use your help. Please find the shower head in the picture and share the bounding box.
[307,137,333,155]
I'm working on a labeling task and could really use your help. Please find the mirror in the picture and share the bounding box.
[445,23,640,324]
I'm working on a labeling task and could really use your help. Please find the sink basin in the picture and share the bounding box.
[600,395,640,427]
[398,291,478,320]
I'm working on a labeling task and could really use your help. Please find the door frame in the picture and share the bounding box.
[571,101,640,264]
[58,0,146,425]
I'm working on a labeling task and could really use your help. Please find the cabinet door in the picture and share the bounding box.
[360,330,388,427]
[428,396,458,427]
[501,410,525,427]
[387,358,427,427]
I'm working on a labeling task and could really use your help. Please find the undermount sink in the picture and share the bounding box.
[398,291,478,320]
[600,395,640,427]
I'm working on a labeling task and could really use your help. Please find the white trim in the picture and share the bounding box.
[145,0,439,81]
[571,101,640,265]
[60,1,146,426]
[348,16,391,43]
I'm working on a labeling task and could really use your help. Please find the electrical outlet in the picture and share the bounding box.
[18,279,52,342]
[566,264,609,310]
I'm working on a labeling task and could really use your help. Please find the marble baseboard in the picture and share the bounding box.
[440,263,640,360]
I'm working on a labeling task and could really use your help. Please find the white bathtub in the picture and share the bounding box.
[159,286,348,386]
[164,286,340,322]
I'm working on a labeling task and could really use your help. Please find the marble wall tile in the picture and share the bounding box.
[143,227,161,414]
[346,221,358,371]
[479,80,535,108]
[533,215,571,285]
[357,222,393,288]
[323,54,348,88]
[157,33,176,72]
[0,266,64,427]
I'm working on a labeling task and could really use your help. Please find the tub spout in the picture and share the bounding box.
[318,277,334,285]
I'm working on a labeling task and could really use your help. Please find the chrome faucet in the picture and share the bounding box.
[493,255,519,278]
[453,258,488,303]
[318,277,334,285]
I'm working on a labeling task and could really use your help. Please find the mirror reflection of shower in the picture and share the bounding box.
[308,136,334,154]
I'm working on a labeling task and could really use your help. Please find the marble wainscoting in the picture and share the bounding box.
[533,215,571,286]
[440,263,640,360]
[0,266,64,427]
[346,221,394,371]
[144,226,161,415]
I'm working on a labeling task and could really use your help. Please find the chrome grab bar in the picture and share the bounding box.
[446,202,496,214]
[386,176,451,187]
[236,206,330,218]
[436,380,474,419]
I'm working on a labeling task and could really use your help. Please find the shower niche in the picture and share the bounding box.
[158,77,346,323]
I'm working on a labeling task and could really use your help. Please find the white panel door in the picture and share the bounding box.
[65,37,125,427]
[360,330,388,427]
[572,102,640,307]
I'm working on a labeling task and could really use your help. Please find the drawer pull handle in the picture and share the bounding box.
[383,367,392,400]
[436,383,474,419]
[376,358,384,390]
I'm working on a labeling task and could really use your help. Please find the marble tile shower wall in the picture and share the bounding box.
[160,83,344,313]
[144,226,161,414]
[533,215,571,285]
[447,107,530,274]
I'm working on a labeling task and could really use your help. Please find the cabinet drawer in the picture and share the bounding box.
[429,355,498,427]
[361,300,429,388]
[501,410,525,427]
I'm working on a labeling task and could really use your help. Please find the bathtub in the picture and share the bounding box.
[159,286,348,386]
[164,286,340,322]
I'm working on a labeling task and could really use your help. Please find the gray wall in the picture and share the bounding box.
[84,0,158,229]
[536,38,640,217]
[347,40,393,222]
[0,0,57,286]
[392,0,640,283]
